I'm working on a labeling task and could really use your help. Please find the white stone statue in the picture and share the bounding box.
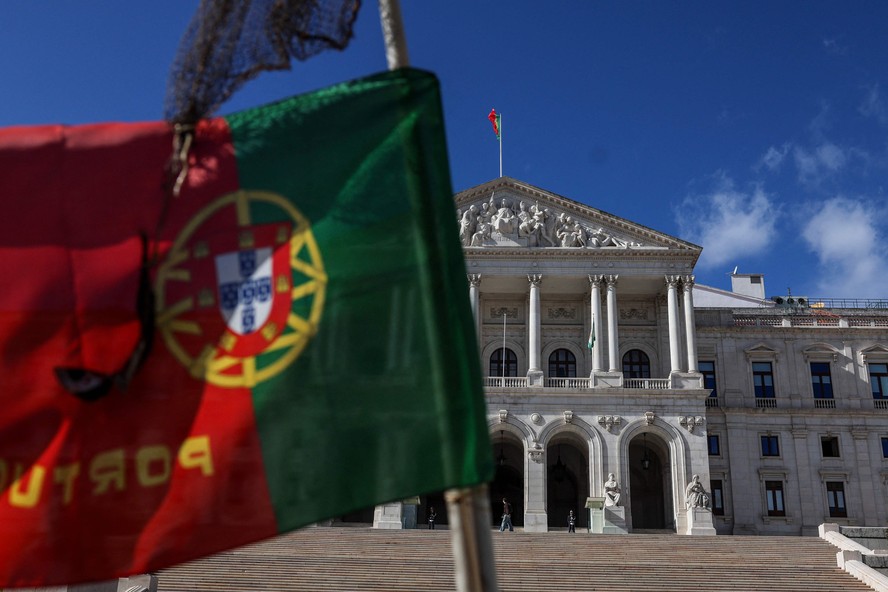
[685,474,710,510]
[589,227,627,248]
[492,198,518,234]
[604,472,621,507]
[459,205,478,246]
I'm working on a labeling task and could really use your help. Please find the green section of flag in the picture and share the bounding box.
[225,69,492,530]
[587,319,595,351]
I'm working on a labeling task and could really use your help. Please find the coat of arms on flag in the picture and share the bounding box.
[156,190,327,388]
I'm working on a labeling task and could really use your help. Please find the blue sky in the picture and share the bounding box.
[2,2,887,298]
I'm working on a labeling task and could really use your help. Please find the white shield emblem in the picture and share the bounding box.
[214,248,274,335]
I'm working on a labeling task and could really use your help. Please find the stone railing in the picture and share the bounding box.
[484,376,528,388]
[623,378,670,389]
[484,376,674,390]
[544,377,592,389]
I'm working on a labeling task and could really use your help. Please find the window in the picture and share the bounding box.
[821,436,840,458]
[753,362,775,398]
[622,349,650,379]
[882,437,888,459]
[711,480,725,516]
[699,361,717,398]
[826,482,847,518]
[765,480,785,516]
[548,348,576,378]
[708,434,721,456]
[761,435,780,457]
[489,348,517,377]
[870,363,888,399]
[810,362,833,399]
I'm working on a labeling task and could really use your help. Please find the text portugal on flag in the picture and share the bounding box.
[0,69,492,587]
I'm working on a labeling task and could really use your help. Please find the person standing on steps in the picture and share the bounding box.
[499,498,513,532]
[567,510,576,533]
[427,507,437,530]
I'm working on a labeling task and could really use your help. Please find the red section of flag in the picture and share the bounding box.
[0,120,278,586]
[488,109,500,138]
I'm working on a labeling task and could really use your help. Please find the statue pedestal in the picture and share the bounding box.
[373,502,404,529]
[586,497,604,533]
[603,505,628,534]
[685,508,717,536]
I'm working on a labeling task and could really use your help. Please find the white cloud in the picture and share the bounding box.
[677,173,779,269]
[859,84,888,125]
[793,142,849,185]
[758,143,791,171]
[822,38,848,56]
[801,197,888,297]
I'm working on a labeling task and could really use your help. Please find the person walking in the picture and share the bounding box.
[499,498,513,532]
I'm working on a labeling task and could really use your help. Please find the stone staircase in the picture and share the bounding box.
[155,527,873,591]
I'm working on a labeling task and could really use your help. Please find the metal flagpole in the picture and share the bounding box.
[378,0,410,70]
[501,313,507,381]
[498,112,503,177]
[377,3,499,591]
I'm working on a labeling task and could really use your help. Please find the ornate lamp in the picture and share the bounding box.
[642,433,651,470]
[551,444,567,483]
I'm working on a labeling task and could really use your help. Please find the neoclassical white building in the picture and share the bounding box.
[443,176,888,536]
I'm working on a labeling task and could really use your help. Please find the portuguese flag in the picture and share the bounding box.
[0,68,492,586]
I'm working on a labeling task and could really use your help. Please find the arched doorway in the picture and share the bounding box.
[628,432,673,531]
[489,429,524,528]
[546,436,588,529]
[419,491,448,528]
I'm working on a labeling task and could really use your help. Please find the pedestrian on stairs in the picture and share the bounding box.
[427,507,437,530]
[500,498,513,532]
[567,510,576,533]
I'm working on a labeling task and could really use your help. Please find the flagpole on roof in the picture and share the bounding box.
[498,112,503,177]
[378,0,410,69]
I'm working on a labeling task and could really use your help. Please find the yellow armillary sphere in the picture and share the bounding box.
[156,190,326,388]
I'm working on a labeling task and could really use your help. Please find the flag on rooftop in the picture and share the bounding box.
[488,109,501,139]
[0,68,491,587]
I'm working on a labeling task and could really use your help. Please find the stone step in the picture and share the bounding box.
[156,528,872,592]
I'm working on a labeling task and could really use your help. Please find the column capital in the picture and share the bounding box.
[665,275,681,288]
[588,274,605,286]
[683,275,695,288]
[527,274,543,286]
[604,274,619,288]
[468,273,482,287]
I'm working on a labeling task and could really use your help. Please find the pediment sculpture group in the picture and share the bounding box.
[457,195,640,249]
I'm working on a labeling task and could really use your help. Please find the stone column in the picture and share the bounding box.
[666,276,682,373]
[527,274,543,385]
[791,428,819,535]
[851,429,878,525]
[468,274,482,340]
[524,444,548,531]
[589,275,604,373]
[605,275,620,372]
[683,275,698,373]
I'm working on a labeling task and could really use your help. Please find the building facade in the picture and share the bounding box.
[451,176,888,536]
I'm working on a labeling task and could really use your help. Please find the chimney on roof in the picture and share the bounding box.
[731,273,766,300]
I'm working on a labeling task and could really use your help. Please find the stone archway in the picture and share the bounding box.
[628,432,673,531]
[489,430,524,528]
[546,437,588,529]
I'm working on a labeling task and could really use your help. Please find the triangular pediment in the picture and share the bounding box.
[454,177,700,255]
[744,343,779,360]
